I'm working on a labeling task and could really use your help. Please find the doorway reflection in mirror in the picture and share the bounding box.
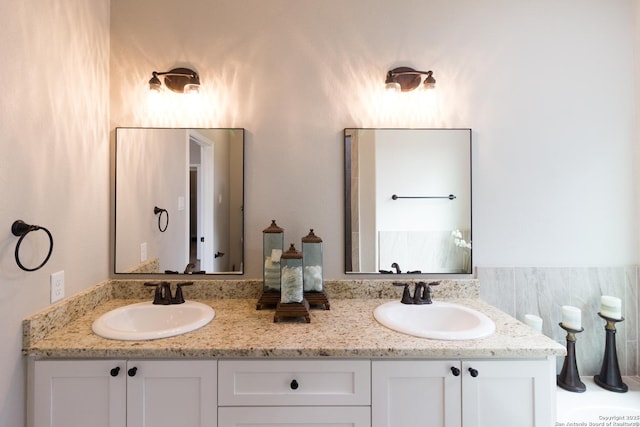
[115,128,244,275]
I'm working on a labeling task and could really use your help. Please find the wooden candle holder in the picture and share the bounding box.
[304,291,330,310]
[594,313,628,393]
[257,292,281,310]
[557,323,586,393]
[274,299,311,323]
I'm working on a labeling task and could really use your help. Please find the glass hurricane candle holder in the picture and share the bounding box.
[280,243,304,304]
[302,229,329,309]
[302,229,323,292]
[258,220,284,309]
[274,243,311,323]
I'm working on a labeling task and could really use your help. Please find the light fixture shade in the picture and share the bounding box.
[183,83,200,94]
[149,73,162,92]
[423,72,436,90]
[385,81,401,92]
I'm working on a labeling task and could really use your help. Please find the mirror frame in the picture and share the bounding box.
[113,127,245,276]
[344,128,472,275]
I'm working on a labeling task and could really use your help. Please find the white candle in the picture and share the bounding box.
[561,306,581,330]
[600,296,622,320]
[524,314,543,332]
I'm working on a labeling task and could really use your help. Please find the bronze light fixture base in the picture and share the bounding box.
[385,67,436,92]
[149,67,200,93]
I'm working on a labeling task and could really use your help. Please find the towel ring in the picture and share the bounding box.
[153,206,169,232]
[11,220,54,272]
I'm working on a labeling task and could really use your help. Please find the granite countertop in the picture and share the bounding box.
[23,279,566,359]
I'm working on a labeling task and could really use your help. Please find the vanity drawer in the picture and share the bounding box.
[218,359,371,406]
[218,406,371,426]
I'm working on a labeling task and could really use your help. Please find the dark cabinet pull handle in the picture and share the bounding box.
[450,367,460,376]
[128,367,138,377]
[290,379,299,390]
[468,367,479,377]
[110,367,120,377]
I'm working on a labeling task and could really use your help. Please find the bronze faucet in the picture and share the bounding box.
[393,281,439,305]
[144,281,194,304]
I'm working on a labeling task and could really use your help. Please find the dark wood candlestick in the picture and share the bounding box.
[557,323,586,393]
[594,313,628,393]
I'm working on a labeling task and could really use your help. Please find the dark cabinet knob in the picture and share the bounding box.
[110,367,120,377]
[127,367,138,377]
[450,366,460,376]
[468,367,479,377]
[290,379,299,390]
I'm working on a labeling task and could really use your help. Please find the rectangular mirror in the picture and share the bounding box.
[345,128,472,274]
[114,128,244,275]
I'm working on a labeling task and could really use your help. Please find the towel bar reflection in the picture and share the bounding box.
[153,206,169,232]
[392,194,456,200]
[11,220,54,272]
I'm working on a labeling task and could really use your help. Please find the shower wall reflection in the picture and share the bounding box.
[345,128,472,274]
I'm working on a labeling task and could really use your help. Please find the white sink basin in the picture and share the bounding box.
[374,301,495,340]
[92,301,215,341]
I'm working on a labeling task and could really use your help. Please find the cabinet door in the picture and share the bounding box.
[461,358,555,427]
[126,360,217,427]
[218,406,371,427]
[31,360,126,427]
[372,360,462,427]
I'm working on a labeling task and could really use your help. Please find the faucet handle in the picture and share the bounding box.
[144,282,166,305]
[173,281,194,304]
[419,281,439,304]
[393,282,413,304]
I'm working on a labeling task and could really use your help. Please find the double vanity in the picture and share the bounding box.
[24,279,565,427]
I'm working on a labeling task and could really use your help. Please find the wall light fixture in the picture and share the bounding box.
[148,67,200,94]
[385,67,436,92]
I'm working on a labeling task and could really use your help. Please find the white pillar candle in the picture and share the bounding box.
[561,306,581,330]
[600,295,622,320]
[524,314,543,332]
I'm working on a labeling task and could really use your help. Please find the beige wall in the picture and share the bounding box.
[0,0,110,425]
[111,0,637,278]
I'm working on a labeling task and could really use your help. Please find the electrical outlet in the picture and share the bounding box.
[50,271,65,303]
[141,242,148,262]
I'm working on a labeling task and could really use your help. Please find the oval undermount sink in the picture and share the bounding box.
[92,301,215,341]
[374,301,495,340]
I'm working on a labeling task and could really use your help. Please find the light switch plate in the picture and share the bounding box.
[50,270,65,303]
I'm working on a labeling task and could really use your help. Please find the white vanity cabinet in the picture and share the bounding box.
[31,357,555,427]
[217,359,371,427]
[372,358,556,427]
[29,359,217,427]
